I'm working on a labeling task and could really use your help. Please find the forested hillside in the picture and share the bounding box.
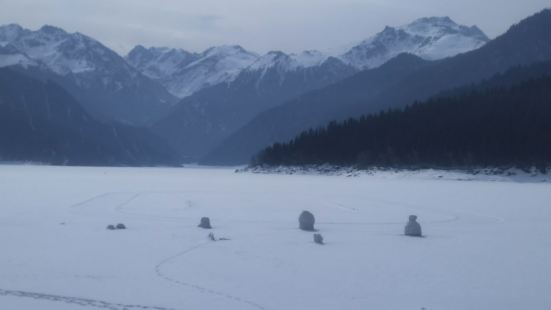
[254,70,551,171]
[0,68,178,166]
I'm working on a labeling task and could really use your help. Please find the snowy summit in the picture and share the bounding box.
[340,16,489,69]
[127,45,258,98]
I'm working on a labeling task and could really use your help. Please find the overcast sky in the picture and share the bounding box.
[0,0,549,55]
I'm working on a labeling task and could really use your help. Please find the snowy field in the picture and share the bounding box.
[0,165,550,310]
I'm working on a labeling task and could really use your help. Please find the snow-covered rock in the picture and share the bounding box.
[404,215,423,237]
[340,16,489,69]
[3,165,549,309]
[299,211,316,231]
[198,217,212,229]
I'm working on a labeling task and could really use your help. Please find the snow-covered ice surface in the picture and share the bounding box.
[1,165,550,310]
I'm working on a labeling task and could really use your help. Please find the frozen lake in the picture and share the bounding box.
[0,165,550,310]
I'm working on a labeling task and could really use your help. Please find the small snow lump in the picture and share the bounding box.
[313,233,324,245]
[404,215,423,237]
[198,217,212,229]
[299,211,316,231]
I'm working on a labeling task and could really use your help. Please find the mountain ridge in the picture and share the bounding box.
[0,23,177,125]
[126,16,488,100]
[202,9,551,165]
[0,67,178,166]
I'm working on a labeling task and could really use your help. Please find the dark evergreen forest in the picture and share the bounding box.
[254,69,551,171]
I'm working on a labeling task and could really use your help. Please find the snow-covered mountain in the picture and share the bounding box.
[152,52,357,161]
[126,46,198,79]
[0,67,179,166]
[340,16,489,69]
[0,44,37,68]
[150,17,489,161]
[0,17,491,162]
[247,50,328,72]
[0,24,27,46]
[205,10,551,165]
[128,47,340,98]
[0,23,176,125]
[126,45,258,98]
[1,24,128,75]
[128,16,488,100]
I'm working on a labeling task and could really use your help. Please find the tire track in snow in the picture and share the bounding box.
[373,198,505,224]
[154,243,270,310]
[113,192,143,213]
[72,192,270,310]
[70,191,193,222]
[115,193,196,222]
[315,197,460,226]
[70,192,130,209]
[318,196,505,226]
[0,288,177,310]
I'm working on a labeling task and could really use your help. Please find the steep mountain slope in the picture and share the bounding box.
[149,16,488,162]
[126,45,258,98]
[0,68,178,166]
[340,16,489,69]
[153,53,357,160]
[0,44,37,68]
[204,9,551,165]
[254,65,551,169]
[0,24,176,125]
[125,45,199,80]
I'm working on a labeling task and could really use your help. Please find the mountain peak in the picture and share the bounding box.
[129,44,148,53]
[247,49,329,72]
[0,23,27,45]
[126,43,258,98]
[403,16,489,41]
[202,45,256,59]
[248,51,291,71]
[410,16,455,26]
[39,24,67,35]
[340,16,489,69]
[0,23,24,32]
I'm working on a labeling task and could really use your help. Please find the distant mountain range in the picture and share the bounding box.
[151,53,357,160]
[145,16,489,161]
[126,45,259,98]
[126,16,489,99]
[203,9,551,165]
[0,68,178,166]
[0,24,176,125]
[253,61,551,170]
[0,10,549,166]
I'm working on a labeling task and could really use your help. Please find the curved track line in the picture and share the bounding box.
[0,288,176,310]
[115,193,195,222]
[154,243,270,310]
[373,197,505,224]
[113,193,142,213]
[69,192,129,209]
[315,196,460,226]
[71,191,271,310]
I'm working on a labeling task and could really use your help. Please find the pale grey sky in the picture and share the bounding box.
[0,0,549,55]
